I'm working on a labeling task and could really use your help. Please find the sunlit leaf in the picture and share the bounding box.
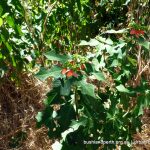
[116,84,130,93]
[44,51,70,62]
[79,39,100,46]
[61,117,87,141]
[36,112,43,122]
[6,16,15,28]
[92,72,105,81]
[76,79,97,98]
[36,66,62,81]
[0,18,3,27]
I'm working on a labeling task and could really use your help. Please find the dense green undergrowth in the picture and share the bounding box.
[0,0,149,149]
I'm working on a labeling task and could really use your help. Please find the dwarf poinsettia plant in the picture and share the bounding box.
[36,27,150,149]
[61,58,86,78]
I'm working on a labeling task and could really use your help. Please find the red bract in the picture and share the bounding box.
[61,68,67,74]
[66,70,74,77]
[130,29,144,36]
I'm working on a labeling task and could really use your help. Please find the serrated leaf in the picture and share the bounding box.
[96,42,105,55]
[139,41,150,50]
[35,68,51,81]
[36,66,62,81]
[70,117,87,130]
[79,39,100,46]
[116,84,130,93]
[105,45,115,56]
[92,72,105,81]
[76,80,97,98]
[92,58,101,71]
[44,51,70,62]
[61,128,74,141]
[105,38,113,45]
[88,39,100,46]
[61,117,87,141]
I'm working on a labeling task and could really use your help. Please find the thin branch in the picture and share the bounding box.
[41,1,57,43]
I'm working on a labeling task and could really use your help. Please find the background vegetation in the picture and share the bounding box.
[0,0,149,149]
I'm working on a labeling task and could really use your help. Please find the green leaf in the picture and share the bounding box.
[61,117,87,141]
[124,0,131,5]
[92,72,105,81]
[79,39,100,46]
[5,42,12,52]
[92,58,101,71]
[76,79,97,98]
[36,66,62,81]
[96,36,106,43]
[35,68,51,81]
[44,51,70,62]
[138,104,144,116]
[6,16,15,28]
[116,84,130,93]
[110,59,119,67]
[105,45,115,56]
[139,41,150,50]
[44,92,57,106]
[36,112,43,123]
[127,56,137,66]
[105,38,113,45]
[70,117,87,130]
[0,18,3,27]
[16,24,23,36]
[60,80,71,96]
[51,141,62,150]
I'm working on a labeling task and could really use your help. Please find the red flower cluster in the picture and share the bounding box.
[61,63,85,78]
[61,68,78,77]
[130,29,144,37]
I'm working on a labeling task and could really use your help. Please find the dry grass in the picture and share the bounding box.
[132,108,150,150]
[0,73,52,150]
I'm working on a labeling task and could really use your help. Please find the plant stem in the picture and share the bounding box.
[75,86,79,120]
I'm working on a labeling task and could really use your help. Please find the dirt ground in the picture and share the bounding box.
[0,73,52,150]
